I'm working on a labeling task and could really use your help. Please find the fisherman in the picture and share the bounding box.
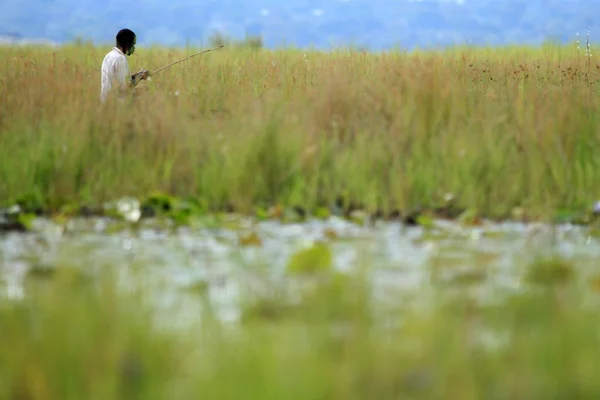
[100,28,150,103]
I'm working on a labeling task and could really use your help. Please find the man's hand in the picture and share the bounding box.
[131,69,151,85]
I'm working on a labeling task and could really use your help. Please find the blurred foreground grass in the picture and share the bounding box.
[1,43,600,220]
[2,254,600,399]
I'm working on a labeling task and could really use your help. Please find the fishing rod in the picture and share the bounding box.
[151,44,224,75]
[132,44,224,85]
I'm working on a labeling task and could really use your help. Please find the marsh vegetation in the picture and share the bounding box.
[1,42,600,398]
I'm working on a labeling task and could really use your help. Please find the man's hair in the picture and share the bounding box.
[116,29,136,50]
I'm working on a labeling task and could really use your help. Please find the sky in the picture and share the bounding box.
[1,0,597,50]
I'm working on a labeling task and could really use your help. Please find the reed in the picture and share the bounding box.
[1,41,599,220]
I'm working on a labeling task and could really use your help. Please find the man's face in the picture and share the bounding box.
[127,37,136,56]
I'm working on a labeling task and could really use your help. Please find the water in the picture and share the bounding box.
[2,215,600,330]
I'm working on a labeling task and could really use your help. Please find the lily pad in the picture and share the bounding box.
[182,280,210,295]
[24,265,90,288]
[473,251,502,265]
[314,207,331,220]
[481,230,506,239]
[525,257,574,286]
[26,264,56,279]
[445,269,488,286]
[241,295,289,323]
[349,210,368,225]
[552,209,583,225]
[415,214,435,229]
[17,213,36,231]
[429,254,469,270]
[222,214,246,230]
[323,228,339,241]
[268,204,284,219]
[418,229,452,242]
[51,213,69,227]
[104,221,131,234]
[255,206,269,221]
[287,242,333,275]
[282,207,306,223]
[197,214,223,230]
[511,207,526,221]
[238,231,263,247]
[58,203,81,217]
[458,209,482,227]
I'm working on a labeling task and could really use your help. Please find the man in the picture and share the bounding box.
[100,28,150,103]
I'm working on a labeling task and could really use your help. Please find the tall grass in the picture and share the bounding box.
[2,256,600,399]
[1,42,599,219]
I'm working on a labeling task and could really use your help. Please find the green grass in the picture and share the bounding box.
[2,254,600,399]
[1,42,600,222]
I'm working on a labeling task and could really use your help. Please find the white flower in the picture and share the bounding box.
[116,197,141,223]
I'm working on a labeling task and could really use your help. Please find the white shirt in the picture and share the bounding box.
[100,47,130,103]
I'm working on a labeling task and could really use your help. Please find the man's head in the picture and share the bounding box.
[116,28,137,56]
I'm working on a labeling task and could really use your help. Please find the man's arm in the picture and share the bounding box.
[115,58,149,96]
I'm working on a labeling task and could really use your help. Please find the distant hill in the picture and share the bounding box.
[1,0,597,50]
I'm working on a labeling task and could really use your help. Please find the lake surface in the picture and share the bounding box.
[2,215,600,331]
